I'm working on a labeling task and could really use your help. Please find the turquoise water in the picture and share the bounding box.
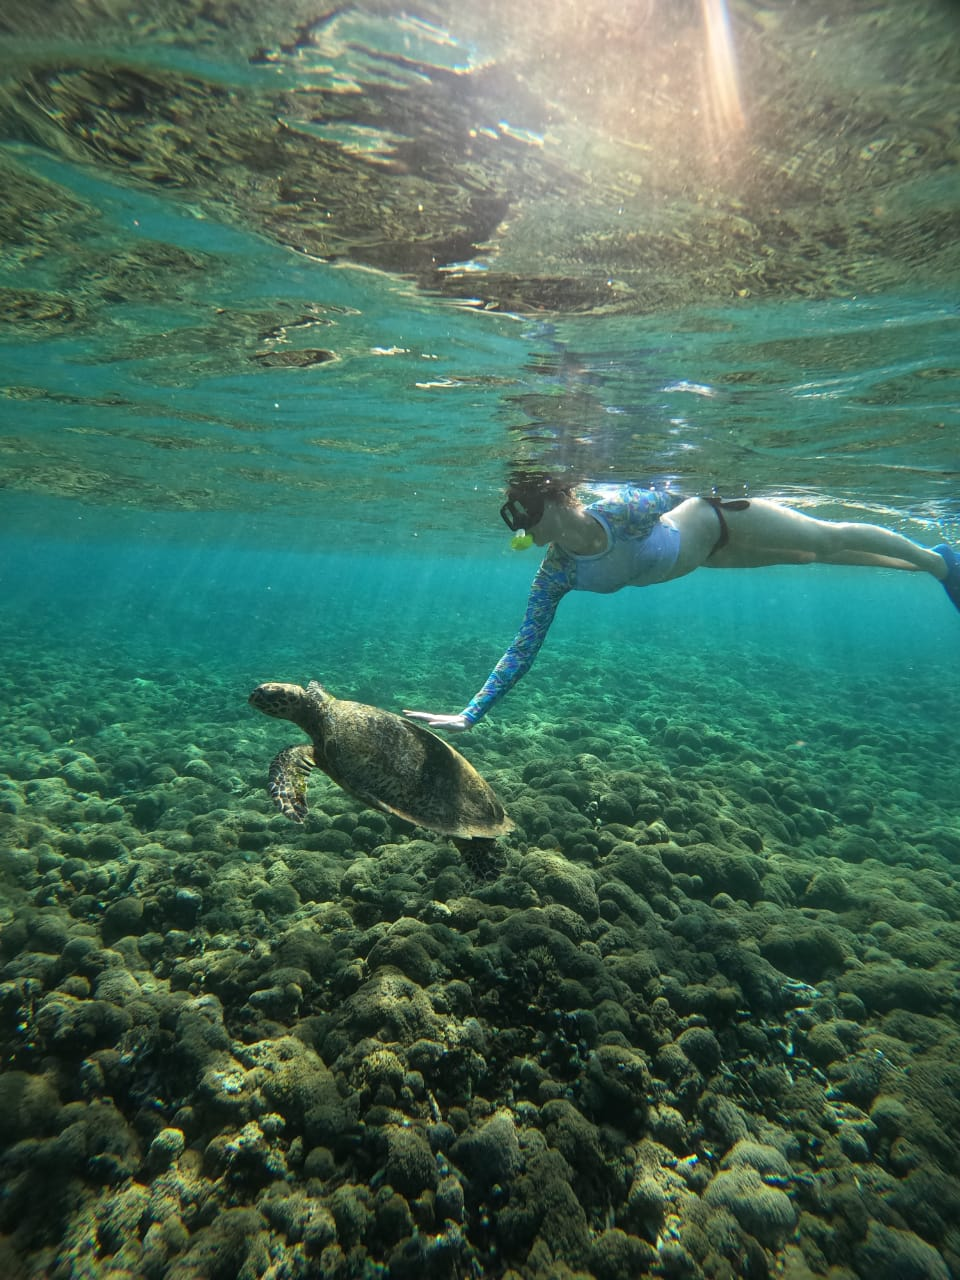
[2,3,960,1278]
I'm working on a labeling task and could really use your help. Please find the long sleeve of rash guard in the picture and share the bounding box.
[459,551,572,725]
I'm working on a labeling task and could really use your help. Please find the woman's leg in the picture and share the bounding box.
[666,496,948,577]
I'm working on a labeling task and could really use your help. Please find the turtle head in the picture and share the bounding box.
[249,681,308,722]
[250,681,329,734]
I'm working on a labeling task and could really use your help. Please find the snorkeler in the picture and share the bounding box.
[403,478,960,731]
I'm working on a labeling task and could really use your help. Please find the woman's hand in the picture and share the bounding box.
[402,710,471,733]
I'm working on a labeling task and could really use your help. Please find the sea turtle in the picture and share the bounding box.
[248,680,514,841]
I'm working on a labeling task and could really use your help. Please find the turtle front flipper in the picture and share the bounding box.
[268,744,316,823]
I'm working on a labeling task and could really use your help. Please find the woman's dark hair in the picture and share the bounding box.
[500,473,580,532]
[505,473,579,506]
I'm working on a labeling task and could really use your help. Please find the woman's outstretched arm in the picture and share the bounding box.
[403,555,571,730]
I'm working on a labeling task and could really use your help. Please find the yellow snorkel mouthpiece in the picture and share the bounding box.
[511,532,534,550]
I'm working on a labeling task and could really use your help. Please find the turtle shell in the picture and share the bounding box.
[315,694,513,839]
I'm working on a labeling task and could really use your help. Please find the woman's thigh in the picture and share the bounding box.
[667,497,838,573]
[706,498,858,567]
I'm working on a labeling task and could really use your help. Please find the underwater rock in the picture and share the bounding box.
[840,964,951,1016]
[168,887,203,928]
[0,1070,61,1145]
[238,1035,355,1149]
[607,841,675,897]
[580,1042,650,1130]
[366,931,438,987]
[702,1165,797,1248]
[660,841,764,903]
[647,1103,690,1154]
[100,895,145,943]
[675,1027,722,1076]
[450,1107,522,1191]
[56,1097,140,1185]
[175,993,232,1073]
[258,1185,337,1253]
[79,830,133,862]
[540,1097,612,1198]
[380,1123,438,1198]
[36,991,133,1055]
[619,1138,696,1239]
[132,790,167,829]
[221,1117,290,1184]
[760,923,849,984]
[854,1221,950,1280]
[146,1126,186,1170]
[284,851,340,903]
[802,867,855,908]
[383,1218,473,1279]
[354,1045,405,1104]
[165,1207,268,1280]
[4,611,960,1278]
[493,1139,590,1267]
[328,1182,375,1247]
[588,1227,658,1280]
[86,1181,151,1273]
[698,1093,755,1150]
[333,967,442,1045]
[251,880,301,917]
[598,877,657,927]
[519,851,600,920]
[26,911,70,954]
[374,1198,418,1258]
[2,948,60,988]
[597,792,634,826]
[838,1125,872,1163]
[898,1170,960,1251]
[805,1019,862,1067]
[435,1171,466,1224]
[606,949,660,999]
[721,1139,794,1180]
[869,1094,911,1139]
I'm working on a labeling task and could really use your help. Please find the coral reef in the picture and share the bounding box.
[1,608,959,1278]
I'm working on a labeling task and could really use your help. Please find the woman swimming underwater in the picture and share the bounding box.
[404,478,960,732]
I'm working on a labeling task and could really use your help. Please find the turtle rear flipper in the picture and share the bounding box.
[453,837,507,881]
[268,744,316,822]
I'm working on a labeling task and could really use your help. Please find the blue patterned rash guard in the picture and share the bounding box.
[461,486,678,724]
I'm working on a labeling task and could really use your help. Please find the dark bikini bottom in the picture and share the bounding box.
[707,497,751,552]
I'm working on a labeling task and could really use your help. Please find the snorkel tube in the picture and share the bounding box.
[511,532,534,550]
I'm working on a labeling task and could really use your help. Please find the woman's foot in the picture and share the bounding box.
[934,544,960,612]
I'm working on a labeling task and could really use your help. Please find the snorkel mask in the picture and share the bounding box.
[500,490,545,533]
[501,490,545,551]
